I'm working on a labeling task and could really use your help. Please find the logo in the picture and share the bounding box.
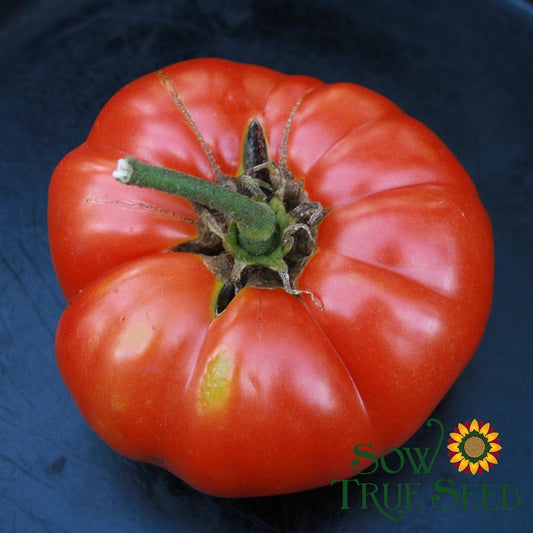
[447,419,502,474]
[331,418,519,521]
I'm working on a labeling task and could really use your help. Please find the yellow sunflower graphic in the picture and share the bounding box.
[447,419,502,474]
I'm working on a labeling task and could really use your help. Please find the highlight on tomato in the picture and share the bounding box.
[48,58,493,497]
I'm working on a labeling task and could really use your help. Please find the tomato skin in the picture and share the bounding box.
[49,58,493,496]
[56,252,377,495]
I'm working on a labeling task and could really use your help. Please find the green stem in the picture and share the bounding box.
[113,156,279,256]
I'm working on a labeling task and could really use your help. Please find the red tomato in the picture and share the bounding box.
[48,58,493,497]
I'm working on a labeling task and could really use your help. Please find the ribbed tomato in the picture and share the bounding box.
[48,58,493,496]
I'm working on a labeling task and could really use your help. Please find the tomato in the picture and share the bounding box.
[48,58,493,497]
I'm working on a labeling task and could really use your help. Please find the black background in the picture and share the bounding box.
[1,0,532,531]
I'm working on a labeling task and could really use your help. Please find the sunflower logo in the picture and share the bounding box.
[447,419,502,474]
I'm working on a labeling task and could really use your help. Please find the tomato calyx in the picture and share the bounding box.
[114,119,325,313]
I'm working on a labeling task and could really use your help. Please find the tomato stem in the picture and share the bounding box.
[113,156,279,256]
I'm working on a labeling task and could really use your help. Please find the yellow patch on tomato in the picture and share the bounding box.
[114,318,155,361]
[199,352,233,411]
[111,393,127,412]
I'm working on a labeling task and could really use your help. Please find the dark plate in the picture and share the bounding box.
[1,1,531,531]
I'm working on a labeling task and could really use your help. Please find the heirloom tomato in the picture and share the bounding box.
[48,58,493,497]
